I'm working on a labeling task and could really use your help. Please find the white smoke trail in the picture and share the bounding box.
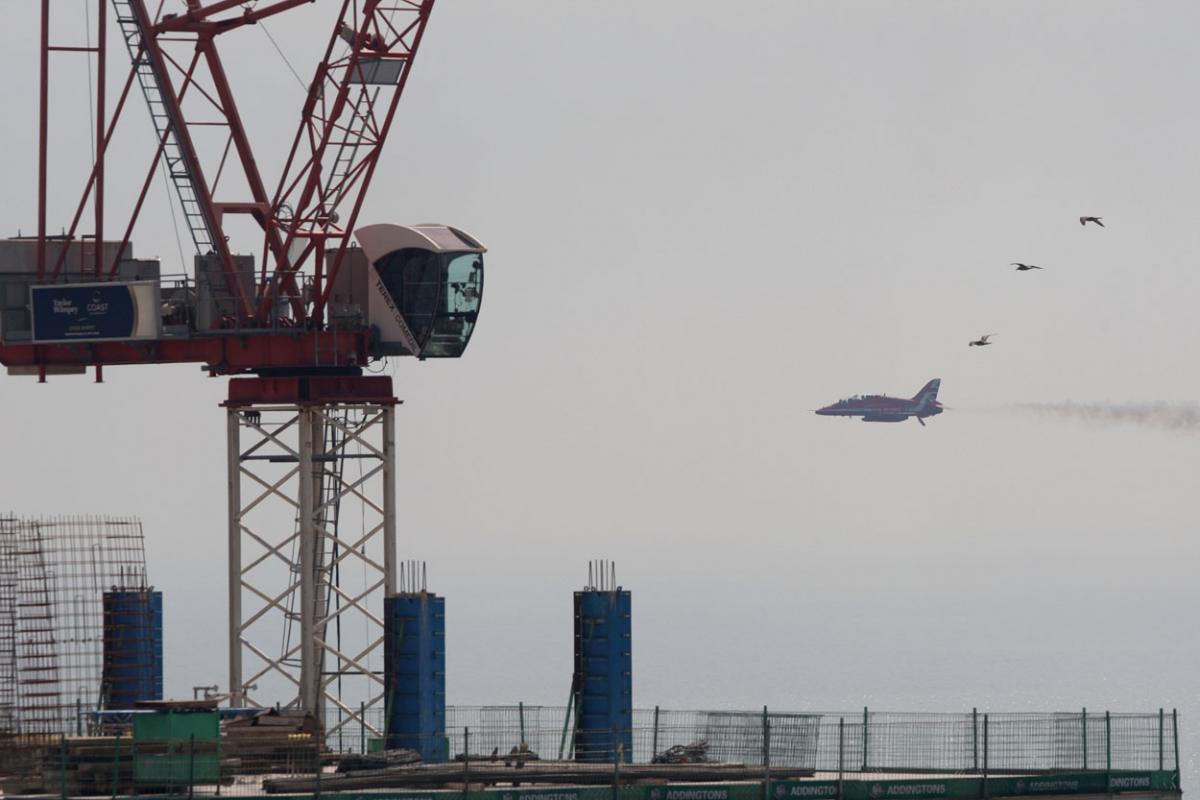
[1015,402,1200,432]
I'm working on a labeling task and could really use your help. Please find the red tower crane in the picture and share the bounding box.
[1,0,484,381]
[2,0,484,734]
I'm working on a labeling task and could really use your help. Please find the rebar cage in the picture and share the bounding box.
[0,514,148,737]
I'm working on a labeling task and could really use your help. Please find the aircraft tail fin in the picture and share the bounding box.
[912,378,941,410]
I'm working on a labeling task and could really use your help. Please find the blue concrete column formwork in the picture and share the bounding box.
[384,593,447,761]
[101,590,164,709]
[573,588,632,763]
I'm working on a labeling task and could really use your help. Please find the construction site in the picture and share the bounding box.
[0,1,1185,799]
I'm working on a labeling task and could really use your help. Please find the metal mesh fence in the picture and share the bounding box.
[426,707,1176,773]
[0,709,1179,798]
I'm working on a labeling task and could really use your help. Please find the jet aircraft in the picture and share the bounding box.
[815,379,944,426]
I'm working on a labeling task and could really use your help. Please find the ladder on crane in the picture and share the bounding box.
[110,0,215,257]
[324,87,381,204]
[281,412,350,698]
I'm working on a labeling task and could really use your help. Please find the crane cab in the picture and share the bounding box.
[331,224,485,360]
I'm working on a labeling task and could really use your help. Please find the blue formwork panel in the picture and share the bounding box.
[573,590,632,763]
[384,593,447,762]
[102,590,164,709]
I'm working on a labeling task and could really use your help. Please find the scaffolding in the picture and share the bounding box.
[0,515,148,736]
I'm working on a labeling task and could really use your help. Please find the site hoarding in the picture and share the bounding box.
[30,280,160,343]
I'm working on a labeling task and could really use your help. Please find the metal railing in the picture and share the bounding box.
[0,708,1180,799]
[327,705,1179,774]
[433,707,1179,774]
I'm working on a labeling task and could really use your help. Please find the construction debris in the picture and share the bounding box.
[221,708,319,774]
[652,739,709,764]
[453,743,540,766]
[506,743,540,767]
[336,748,422,773]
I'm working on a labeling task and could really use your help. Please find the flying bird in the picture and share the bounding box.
[1011,262,1043,271]
[968,334,994,347]
[1079,216,1104,227]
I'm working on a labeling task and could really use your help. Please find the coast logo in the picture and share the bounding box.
[650,789,664,800]
[1015,781,1025,795]
[870,785,885,798]
[86,290,110,315]
[775,785,788,798]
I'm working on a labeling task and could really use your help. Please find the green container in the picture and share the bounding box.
[133,711,220,787]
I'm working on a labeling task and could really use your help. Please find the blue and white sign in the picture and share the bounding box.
[31,281,160,343]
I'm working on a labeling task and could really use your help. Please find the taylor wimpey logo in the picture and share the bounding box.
[52,298,78,316]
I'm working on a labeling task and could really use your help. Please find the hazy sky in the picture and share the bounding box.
[1,0,1197,785]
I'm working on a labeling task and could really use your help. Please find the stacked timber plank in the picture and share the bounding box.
[0,735,147,796]
[0,735,51,795]
[264,761,815,794]
[221,708,319,775]
[48,736,135,796]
